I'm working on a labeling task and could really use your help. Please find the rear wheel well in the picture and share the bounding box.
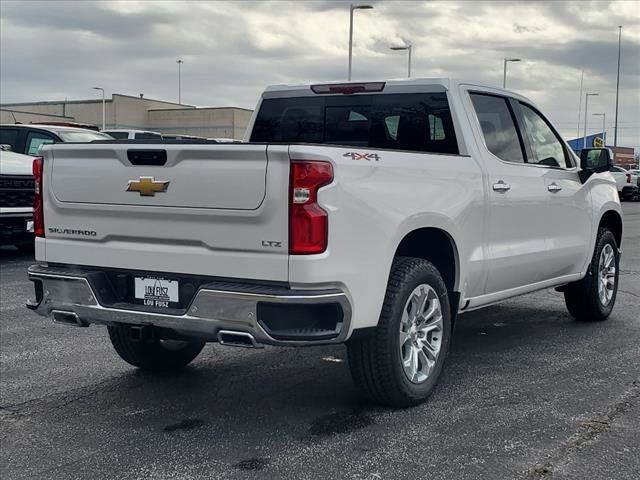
[599,211,622,247]
[395,228,458,294]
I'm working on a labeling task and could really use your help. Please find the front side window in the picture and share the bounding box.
[519,103,569,168]
[470,93,524,163]
[25,131,55,155]
[250,92,459,155]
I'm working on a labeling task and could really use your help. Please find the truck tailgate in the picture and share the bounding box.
[40,143,290,281]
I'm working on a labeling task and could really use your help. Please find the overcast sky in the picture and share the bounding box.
[1,0,639,146]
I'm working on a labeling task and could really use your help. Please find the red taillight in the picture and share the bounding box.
[289,161,333,255]
[626,174,631,184]
[32,157,44,237]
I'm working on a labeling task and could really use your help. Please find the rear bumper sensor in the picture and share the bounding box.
[26,264,352,347]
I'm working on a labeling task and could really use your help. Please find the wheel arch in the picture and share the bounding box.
[394,227,460,295]
[599,210,623,248]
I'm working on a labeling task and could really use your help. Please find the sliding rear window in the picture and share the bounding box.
[250,93,459,155]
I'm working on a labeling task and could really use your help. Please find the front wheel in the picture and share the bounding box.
[564,228,620,322]
[347,257,452,408]
[108,325,205,371]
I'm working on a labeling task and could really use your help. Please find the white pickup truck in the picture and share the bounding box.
[27,79,622,407]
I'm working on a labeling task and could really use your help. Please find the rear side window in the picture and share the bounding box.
[250,93,459,155]
[25,131,56,155]
[470,93,524,163]
[0,128,20,152]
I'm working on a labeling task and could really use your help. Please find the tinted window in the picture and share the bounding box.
[519,103,568,168]
[0,128,20,152]
[56,131,113,142]
[250,93,459,155]
[470,93,524,163]
[104,131,129,139]
[134,132,163,140]
[25,131,56,155]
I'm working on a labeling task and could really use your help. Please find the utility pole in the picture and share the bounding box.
[584,92,599,148]
[576,70,584,141]
[614,26,622,146]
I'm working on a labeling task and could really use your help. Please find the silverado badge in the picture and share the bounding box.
[126,177,170,196]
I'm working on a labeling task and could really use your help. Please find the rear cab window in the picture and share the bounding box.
[250,92,459,155]
[55,130,114,142]
[0,128,21,153]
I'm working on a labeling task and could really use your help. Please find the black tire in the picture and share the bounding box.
[564,228,619,322]
[108,325,205,371]
[347,257,452,408]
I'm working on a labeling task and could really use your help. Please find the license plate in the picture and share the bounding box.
[134,277,179,308]
[26,220,34,233]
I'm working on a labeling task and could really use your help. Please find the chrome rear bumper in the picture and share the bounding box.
[27,264,351,347]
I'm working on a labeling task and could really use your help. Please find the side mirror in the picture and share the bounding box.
[580,148,613,173]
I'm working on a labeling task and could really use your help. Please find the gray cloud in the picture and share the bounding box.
[1,0,638,146]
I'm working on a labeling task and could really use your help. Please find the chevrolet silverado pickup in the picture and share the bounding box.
[0,149,36,249]
[26,79,622,407]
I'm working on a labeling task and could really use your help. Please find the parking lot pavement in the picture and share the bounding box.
[1,203,638,480]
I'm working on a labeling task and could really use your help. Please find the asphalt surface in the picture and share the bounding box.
[1,203,638,480]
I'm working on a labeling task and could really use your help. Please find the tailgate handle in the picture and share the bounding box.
[127,150,167,166]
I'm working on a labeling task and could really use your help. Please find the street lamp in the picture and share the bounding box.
[348,4,373,81]
[176,59,184,104]
[390,44,412,78]
[614,25,622,146]
[592,113,606,145]
[583,92,599,148]
[502,58,521,88]
[92,87,105,130]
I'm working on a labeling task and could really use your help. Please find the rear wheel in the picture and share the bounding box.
[108,324,205,371]
[564,228,619,322]
[347,257,451,407]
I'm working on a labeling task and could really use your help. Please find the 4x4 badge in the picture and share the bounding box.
[126,177,170,196]
[343,152,381,161]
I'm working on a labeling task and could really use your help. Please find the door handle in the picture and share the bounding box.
[547,183,562,193]
[492,180,511,192]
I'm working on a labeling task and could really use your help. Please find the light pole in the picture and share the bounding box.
[592,113,606,145]
[176,59,184,104]
[583,92,599,148]
[390,44,412,78]
[348,4,373,81]
[92,87,105,130]
[614,25,622,146]
[502,58,521,88]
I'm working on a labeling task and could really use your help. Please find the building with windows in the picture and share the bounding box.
[0,94,252,140]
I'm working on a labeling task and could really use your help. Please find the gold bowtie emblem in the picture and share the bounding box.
[126,177,170,196]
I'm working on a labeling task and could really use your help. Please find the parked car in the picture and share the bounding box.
[609,164,639,201]
[0,149,36,249]
[27,79,622,407]
[101,129,164,140]
[0,124,113,156]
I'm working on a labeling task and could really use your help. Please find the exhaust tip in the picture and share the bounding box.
[51,310,89,327]
[217,330,262,348]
